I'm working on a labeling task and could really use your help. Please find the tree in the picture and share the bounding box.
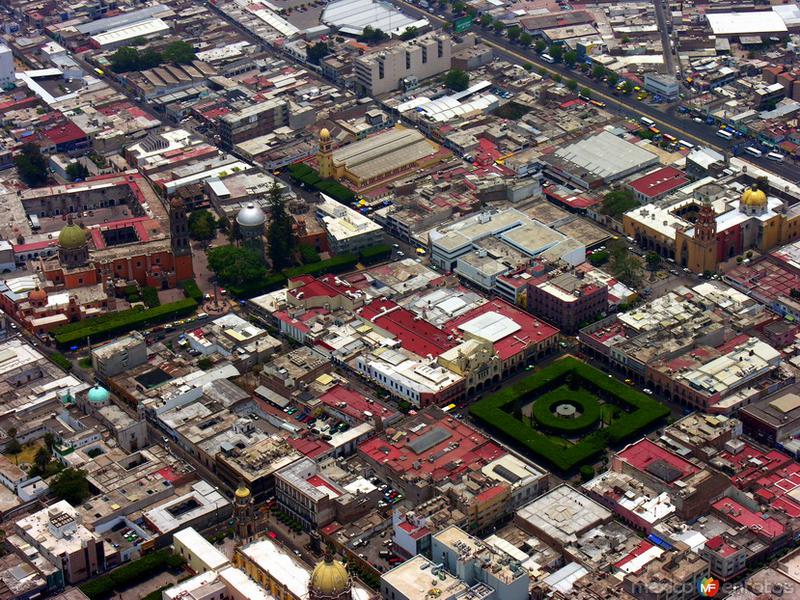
[188,210,218,242]
[162,40,195,64]
[580,87,592,98]
[522,62,533,71]
[622,80,634,94]
[44,433,55,452]
[564,49,578,67]
[580,465,595,482]
[534,39,546,53]
[358,26,389,44]
[50,468,90,505]
[34,446,50,473]
[267,183,294,270]
[109,46,162,73]
[399,26,419,40]
[601,188,638,218]
[65,162,89,181]
[444,68,469,92]
[536,66,547,76]
[646,251,661,271]
[479,14,493,27]
[493,21,506,33]
[5,438,20,455]
[207,245,267,287]
[548,44,563,61]
[609,241,642,288]
[306,41,330,65]
[606,71,619,86]
[507,25,521,42]
[551,73,562,84]
[592,65,606,79]
[565,79,578,91]
[15,143,48,187]
[519,32,533,46]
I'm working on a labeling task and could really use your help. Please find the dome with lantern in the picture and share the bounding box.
[309,554,351,600]
[87,384,110,406]
[740,185,768,215]
[58,222,87,249]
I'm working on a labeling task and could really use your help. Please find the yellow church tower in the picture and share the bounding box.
[318,128,333,179]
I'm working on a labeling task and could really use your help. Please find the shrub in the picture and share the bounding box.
[180,279,203,303]
[80,550,186,600]
[53,299,197,347]
[299,244,321,264]
[469,357,669,471]
[141,286,160,308]
[530,387,602,433]
[51,352,72,371]
[359,243,391,265]
[588,251,609,266]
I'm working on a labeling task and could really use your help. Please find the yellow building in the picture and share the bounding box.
[624,182,800,274]
[316,127,445,190]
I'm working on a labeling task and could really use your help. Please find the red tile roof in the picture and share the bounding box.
[319,384,398,424]
[617,438,700,480]
[359,298,457,357]
[41,121,86,146]
[628,166,689,199]
[712,497,785,539]
[443,298,559,361]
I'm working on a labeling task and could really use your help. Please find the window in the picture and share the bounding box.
[422,47,427,64]
[405,51,411,70]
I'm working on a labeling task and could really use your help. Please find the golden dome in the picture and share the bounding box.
[742,185,767,207]
[235,484,251,499]
[320,128,331,141]
[58,223,87,250]
[310,557,350,596]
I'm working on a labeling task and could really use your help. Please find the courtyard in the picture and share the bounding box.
[470,356,669,471]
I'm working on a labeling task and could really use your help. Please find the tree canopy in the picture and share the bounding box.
[399,26,419,40]
[601,188,638,218]
[109,46,162,73]
[50,468,91,505]
[188,210,218,242]
[15,143,48,187]
[609,241,643,288]
[162,41,195,64]
[268,183,294,269]
[358,26,389,44]
[66,162,89,181]
[444,68,469,92]
[306,41,330,65]
[207,245,267,286]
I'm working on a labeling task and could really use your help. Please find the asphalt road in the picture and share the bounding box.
[389,0,800,182]
[653,0,676,77]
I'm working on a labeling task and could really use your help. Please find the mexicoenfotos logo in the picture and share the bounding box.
[698,577,720,597]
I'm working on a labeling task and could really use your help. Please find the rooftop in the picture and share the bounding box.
[627,166,689,199]
[359,298,457,357]
[516,484,612,546]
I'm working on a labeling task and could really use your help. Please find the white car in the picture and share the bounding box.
[643,388,654,395]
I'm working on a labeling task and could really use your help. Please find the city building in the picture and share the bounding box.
[14,501,103,584]
[317,127,445,191]
[91,332,147,378]
[515,485,613,551]
[354,33,454,97]
[0,45,13,86]
[173,527,231,574]
[627,166,689,203]
[643,73,680,101]
[316,195,384,255]
[623,549,710,600]
[739,389,800,446]
[381,555,469,600]
[527,272,608,333]
[219,100,290,147]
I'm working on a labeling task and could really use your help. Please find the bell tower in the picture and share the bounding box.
[318,128,333,179]
[169,197,194,281]
[691,200,718,274]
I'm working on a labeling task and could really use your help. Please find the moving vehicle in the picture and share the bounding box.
[541,53,555,63]
[745,147,763,158]
[640,116,655,127]
[716,129,733,140]
[678,140,694,150]
[767,151,785,162]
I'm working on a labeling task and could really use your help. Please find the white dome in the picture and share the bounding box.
[236,203,266,228]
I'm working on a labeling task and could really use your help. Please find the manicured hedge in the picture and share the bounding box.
[50,352,72,371]
[80,549,185,600]
[53,299,197,347]
[287,163,355,203]
[283,253,358,279]
[470,357,669,471]
[359,243,392,265]
[180,279,203,303]
[141,286,160,308]
[531,387,601,433]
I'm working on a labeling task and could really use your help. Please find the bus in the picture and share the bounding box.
[541,53,555,63]
[649,126,661,135]
[716,129,733,140]
[442,403,457,413]
[640,116,655,127]
[590,99,606,108]
[767,151,785,162]
[745,147,763,158]
[678,140,694,150]
[663,133,677,143]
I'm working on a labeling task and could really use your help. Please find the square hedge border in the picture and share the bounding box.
[470,356,669,471]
